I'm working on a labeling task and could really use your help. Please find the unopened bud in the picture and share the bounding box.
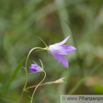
[55,77,65,83]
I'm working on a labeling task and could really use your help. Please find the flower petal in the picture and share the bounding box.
[49,44,76,55]
[29,67,39,72]
[29,64,41,72]
[55,35,70,45]
[52,53,69,68]
[31,64,37,67]
[58,45,76,55]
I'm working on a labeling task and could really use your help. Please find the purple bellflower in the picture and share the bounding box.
[29,64,42,72]
[48,36,76,68]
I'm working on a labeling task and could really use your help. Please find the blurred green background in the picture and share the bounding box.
[0,0,103,103]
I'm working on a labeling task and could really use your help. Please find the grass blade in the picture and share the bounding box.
[0,58,25,97]
[68,60,103,94]
[0,29,5,58]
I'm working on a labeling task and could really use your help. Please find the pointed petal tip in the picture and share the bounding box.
[74,47,76,50]
[55,35,70,45]
[65,63,69,68]
[67,35,70,38]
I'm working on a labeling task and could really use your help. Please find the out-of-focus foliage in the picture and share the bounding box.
[0,0,103,103]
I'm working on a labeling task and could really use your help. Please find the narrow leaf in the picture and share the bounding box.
[68,60,103,94]
[0,58,25,97]
[0,29,5,58]
[37,36,47,47]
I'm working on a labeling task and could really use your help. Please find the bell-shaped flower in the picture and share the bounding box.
[48,36,76,68]
[29,64,42,72]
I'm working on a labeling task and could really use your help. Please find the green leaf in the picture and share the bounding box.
[37,36,47,47]
[0,58,25,97]
[0,29,5,58]
[68,60,103,94]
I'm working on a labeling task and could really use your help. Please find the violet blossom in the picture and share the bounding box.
[48,36,76,68]
[29,64,42,72]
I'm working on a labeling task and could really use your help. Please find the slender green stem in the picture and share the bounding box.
[20,47,44,103]
[24,47,44,89]
[26,82,59,90]
[26,77,65,90]
[30,71,46,103]
[69,27,85,93]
